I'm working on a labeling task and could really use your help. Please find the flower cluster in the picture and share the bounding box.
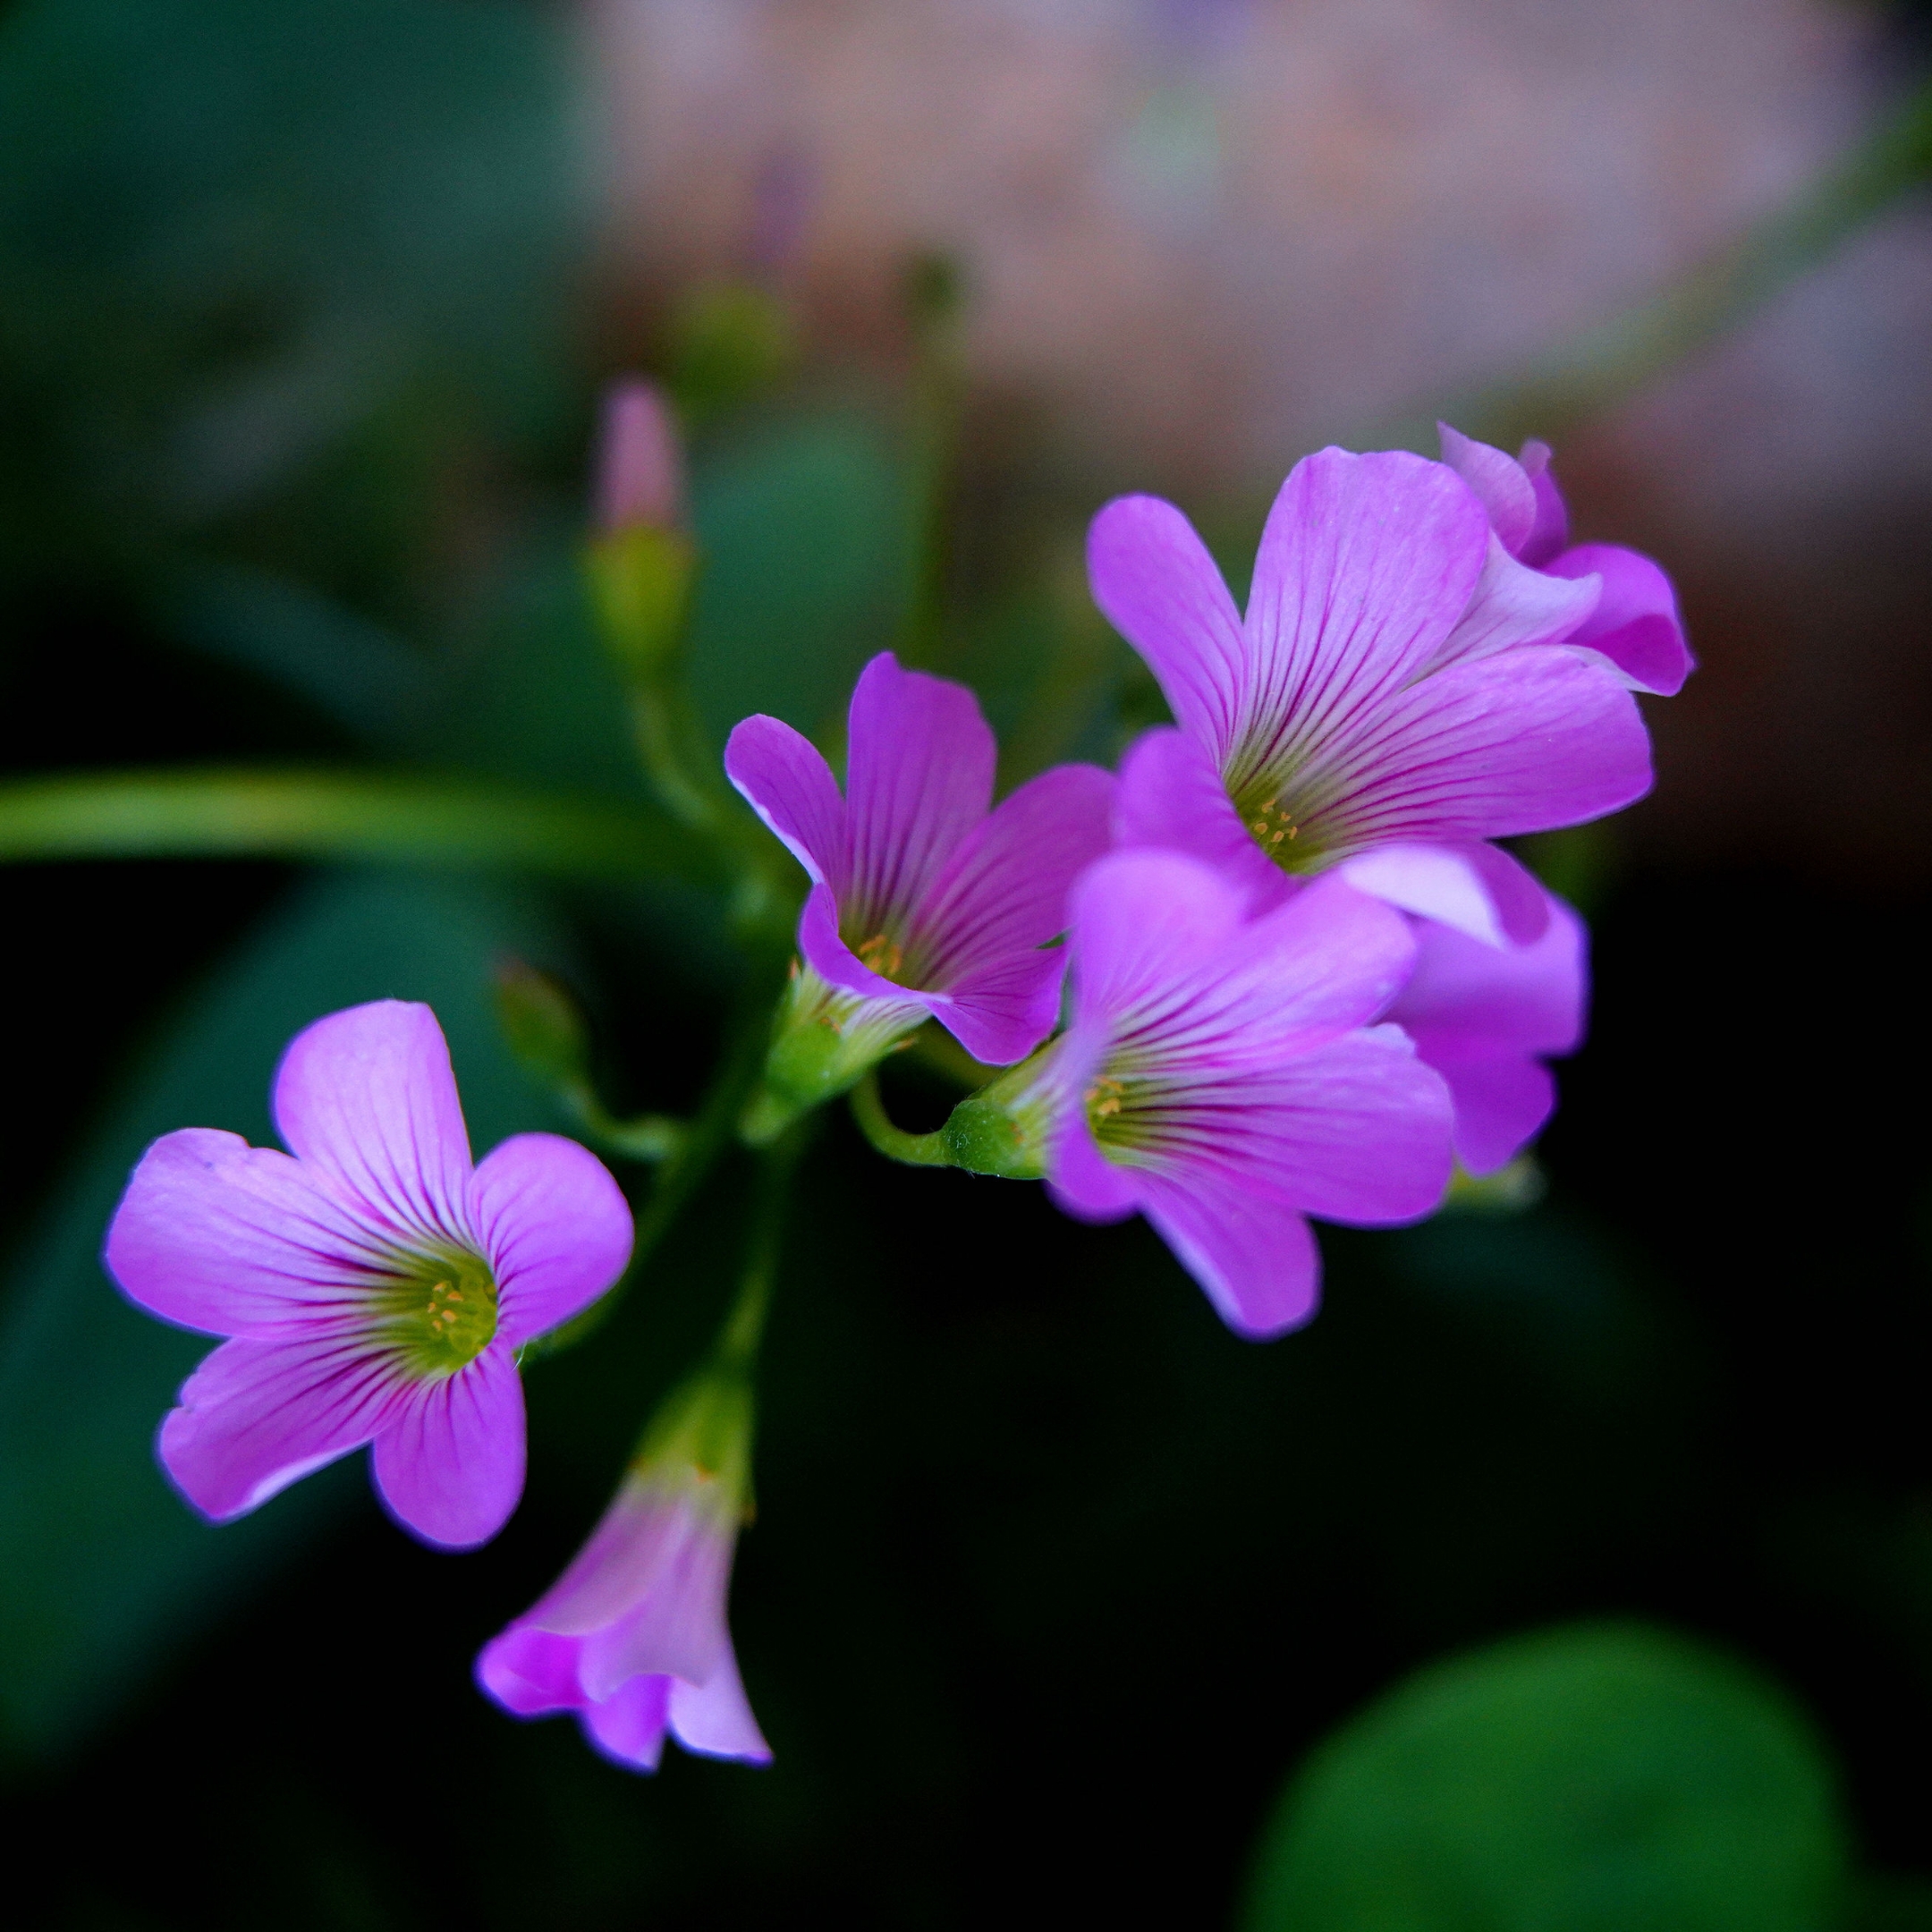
[101,413,1682,1780]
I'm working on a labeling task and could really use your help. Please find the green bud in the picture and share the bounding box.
[495,960,590,1089]
[585,524,697,683]
[940,1046,1060,1180]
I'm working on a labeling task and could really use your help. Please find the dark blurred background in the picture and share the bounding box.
[4,0,1932,1926]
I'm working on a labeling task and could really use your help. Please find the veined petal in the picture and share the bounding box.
[927,953,1070,1068]
[1304,647,1652,850]
[1437,423,1538,555]
[469,1132,634,1347]
[795,886,932,1036]
[1114,726,1291,915]
[1338,841,1551,947]
[723,714,849,891]
[1046,1112,1140,1223]
[272,1002,474,1244]
[910,762,1114,990]
[1088,495,1248,761]
[1546,543,1692,695]
[157,1332,402,1522]
[579,1521,731,1699]
[1426,533,1600,675]
[668,1642,772,1763]
[1140,1177,1322,1339]
[105,1128,398,1337]
[1065,848,1249,1032]
[369,1344,525,1549]
[843,653,994,932]
[1235,449,1490,789]
[1134,1025,1453,1225]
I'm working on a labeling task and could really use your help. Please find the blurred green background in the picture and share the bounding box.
[4,0,1932,1926]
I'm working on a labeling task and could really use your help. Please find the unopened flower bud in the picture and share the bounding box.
[494,959,591,1090]
[585,377,697,682]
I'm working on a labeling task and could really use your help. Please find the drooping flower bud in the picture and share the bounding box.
[584,377,696,682]
[476,1364,769,1773]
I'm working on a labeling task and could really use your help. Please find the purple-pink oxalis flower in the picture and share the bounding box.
[104,1000,634,1549]
[1092,436,1664,947]
[478,1374,768,1773]
[726,651,1114,1116]
[987,852,1454,1338]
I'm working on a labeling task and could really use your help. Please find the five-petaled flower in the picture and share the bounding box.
[1092,441,1659,946]
[104,1000,634,1549]
[1016,851,1454,1338]
[726,650,1114,1125]
[477,1371,768,1773]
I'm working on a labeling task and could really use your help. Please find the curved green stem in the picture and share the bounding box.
[0,767,716,885]
[850,1069,953,1167]
[566,1091,685,1164]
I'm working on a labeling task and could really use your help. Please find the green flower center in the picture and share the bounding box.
[377,1246,499,1376]
[1230,775,1326,875]
[1085,1069,1157,1160]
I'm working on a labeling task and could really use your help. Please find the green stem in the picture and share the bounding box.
[523,966,783,1359]
[565,1089,685,1164]
[849,1069,953,1167]
[627,684,726,836]
[0,767,716,885]
[716,1130,805,1372]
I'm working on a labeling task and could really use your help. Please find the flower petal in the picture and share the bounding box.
[1436,1055,1558,1175]
[1088,495,1248,762]
[1236,448,1490,783]
[105,1128,394,1338]
[669,1642,773,1764]
[1140,1176,1322,1339]
[1338,841,1550,947]
[723,713,849,891]
[1516,441,1571,565]
[1388,896,1586,1174]
[157,1333,400,1522]
[911,762,1115,987]
[843,653,994,932]
[795,885,932,1034]
[581,1674,672,1771]
[1308,647,1652,849]
[1437,423,1538,555]
[1427,533,1600,675]
[1046,1114,1141,1223]
[578,1515,730,1698]
[1546,543,1692,695]
[1113,726,1291,915]
[469,1132,634,1347]
[369,1345,525,1549]
[477,1626,587,1716]
[272,1001,474,1242]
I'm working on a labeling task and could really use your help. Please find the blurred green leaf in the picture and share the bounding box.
[685,410,919,749]
[0,768,711,884]
[0,0,581,583]
[1242,1622,1847,1932]
[0,869,573,1759]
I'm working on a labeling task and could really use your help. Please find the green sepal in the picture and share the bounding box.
[631,1362,756,1521]
[940,1046,1059,1180]
[740,964,920,1146]
[584,525,697,682]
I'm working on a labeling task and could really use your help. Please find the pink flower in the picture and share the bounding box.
[593,377,684,535]
[477,1377,768,1773]
[1008,852,1454,1338]
[1089,443,1656,945]
[103,1001,633,1549]
[1438,423,1692,699]
[726,651,1114,1070]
